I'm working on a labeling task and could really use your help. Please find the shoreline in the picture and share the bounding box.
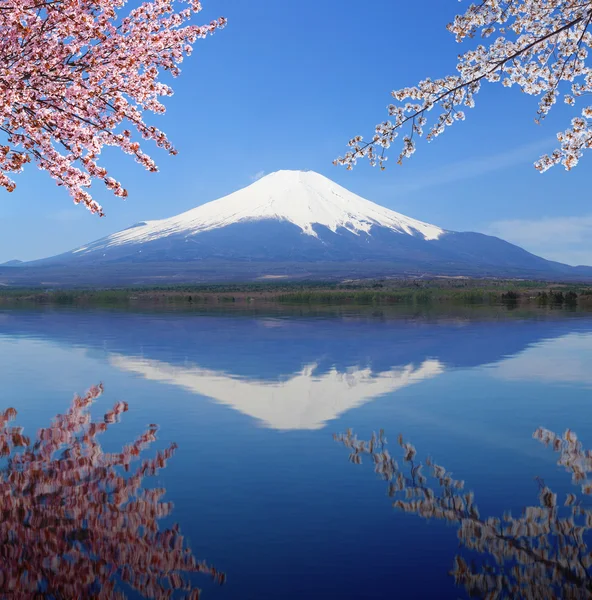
[1,279,592,310]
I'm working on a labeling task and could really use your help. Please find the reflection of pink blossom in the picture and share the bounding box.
[336,428,592,598]
[0,2,225,214]
[336,1,592,174]
[0,385,225,598]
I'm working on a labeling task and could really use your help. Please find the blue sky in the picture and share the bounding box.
[1,0,592,265]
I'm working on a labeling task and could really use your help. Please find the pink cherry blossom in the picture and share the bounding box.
[0,1,226,215]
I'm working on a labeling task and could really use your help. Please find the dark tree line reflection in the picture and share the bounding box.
[0,385,225,599]
[335,428,592,599]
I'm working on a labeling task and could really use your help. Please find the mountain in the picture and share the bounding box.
[1,170,591,285]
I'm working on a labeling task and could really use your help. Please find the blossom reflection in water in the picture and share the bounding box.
[336,428,592,599]
[0,385,225,599]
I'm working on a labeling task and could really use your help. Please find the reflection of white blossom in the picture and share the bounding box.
[336,428,592,599]
[336,1,592,174]
[535,427,592,495]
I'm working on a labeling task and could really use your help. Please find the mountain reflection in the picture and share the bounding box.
[3,312,592,433]
[110,355,444,430]
[0,385,225,599]
[336,428,592,599]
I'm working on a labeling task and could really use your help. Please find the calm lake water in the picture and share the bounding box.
[1,307,592,599]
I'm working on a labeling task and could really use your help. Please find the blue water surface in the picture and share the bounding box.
[1,307,592,599]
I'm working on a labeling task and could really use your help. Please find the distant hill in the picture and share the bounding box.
[0,260,23,267]
[1,170,591,286]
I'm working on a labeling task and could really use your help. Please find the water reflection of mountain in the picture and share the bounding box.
[2,311,592,429]
[110,355,444,430]
[2,311,591,377]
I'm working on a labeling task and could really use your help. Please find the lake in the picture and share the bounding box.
[1,307,592,599]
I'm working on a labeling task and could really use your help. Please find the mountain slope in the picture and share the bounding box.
[2,169,591,285]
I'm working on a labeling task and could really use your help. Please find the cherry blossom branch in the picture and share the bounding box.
[336,0,592,174]
[0,0,226,214]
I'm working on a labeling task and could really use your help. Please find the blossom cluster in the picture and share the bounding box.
[0,1,225,214]
[0,385,225,598]
[335,0,592,173]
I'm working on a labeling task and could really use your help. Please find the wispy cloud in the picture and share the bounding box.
[250,170,266,182]
[487,215,592,266]
[392,137,556,195]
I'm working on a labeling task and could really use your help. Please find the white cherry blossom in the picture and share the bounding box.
[336,0,592,174]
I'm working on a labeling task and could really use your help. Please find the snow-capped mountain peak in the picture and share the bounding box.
[15,169,592,282]
[77,170,444,253]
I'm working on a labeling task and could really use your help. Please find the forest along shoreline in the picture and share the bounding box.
[1,279,592,311]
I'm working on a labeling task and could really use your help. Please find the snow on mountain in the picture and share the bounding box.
[74,170,444,254]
